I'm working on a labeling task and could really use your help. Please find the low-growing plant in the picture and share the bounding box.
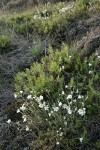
[13,44,100,149]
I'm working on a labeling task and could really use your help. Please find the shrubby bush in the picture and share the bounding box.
[13,44,100,149]
[3,0,88,36]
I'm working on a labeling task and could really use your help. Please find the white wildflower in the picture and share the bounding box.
[64,121,67,126]
[79,137,83,143]
[58,102,62,107]
[89,71,93,74]
[23,117,27,122]
[69,55,72,58]
[14,94,17,98]
[70,101,72,104]
[73,99,76,102]
[22,115,26,119]
[76,89,78,93]
[20,104,26,111]
[62,66,65,69]
[34,15,37,19]
[56,141,59,145]
[65,85,68,88]
[39,103,44,108]
[51,110,53,114]
[89,63,92,66]
[39,95,43,100]
[67,94,72,99]
[63,104,68,109]
[78,108,86,116]
[27,95,32,99]
[26,126,29,131]
[98,56,100,59]
[17,109,20,113]
[63,116,66,119]
[62,91,65,95]
[48,113,51,116]
[7,119,11,124]
[67,108,72,115]
[53,107,59,112]
[75,107,77,111]
[20,90,23,94]
[78,95,83,99]
[95,52,98,56]
[59,132,63,136]
[44,105,49,111]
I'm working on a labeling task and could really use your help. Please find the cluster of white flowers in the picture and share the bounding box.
[17,103,26,114]
[59,5,73,13]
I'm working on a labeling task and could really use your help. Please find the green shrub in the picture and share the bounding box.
[0,35,11,54]
[15,44,68,95]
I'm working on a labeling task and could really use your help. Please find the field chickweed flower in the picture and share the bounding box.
[7,119,11,124]
[89,71,93,74]
[59,132,63,136]
[22,115,27,122]
[62,66,65,69]
[20,90,23,94]
[56,141,59,145]
[89,63,92,66]
[58,102,62,107]
[14,94,17,98]
[23,117,27,122]
[76,89,78,93]
[79,137,83,143]
[39,95,43,100]
[98,56,100,58]
[67,94,72,99]
[78,95,83,99]
[17,109,20,113]
[65,85,68,88]
[67,108,72,115]
[26,126,29,131]
[63,104,68,109]
[27,95,32,99]
[64,121,67,126]
[20,104,26,111]
[78,108,86,116]
[62,91,65,95]
[53,107,59,112]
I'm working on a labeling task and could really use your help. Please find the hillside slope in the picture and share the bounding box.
[0,0,100,150]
